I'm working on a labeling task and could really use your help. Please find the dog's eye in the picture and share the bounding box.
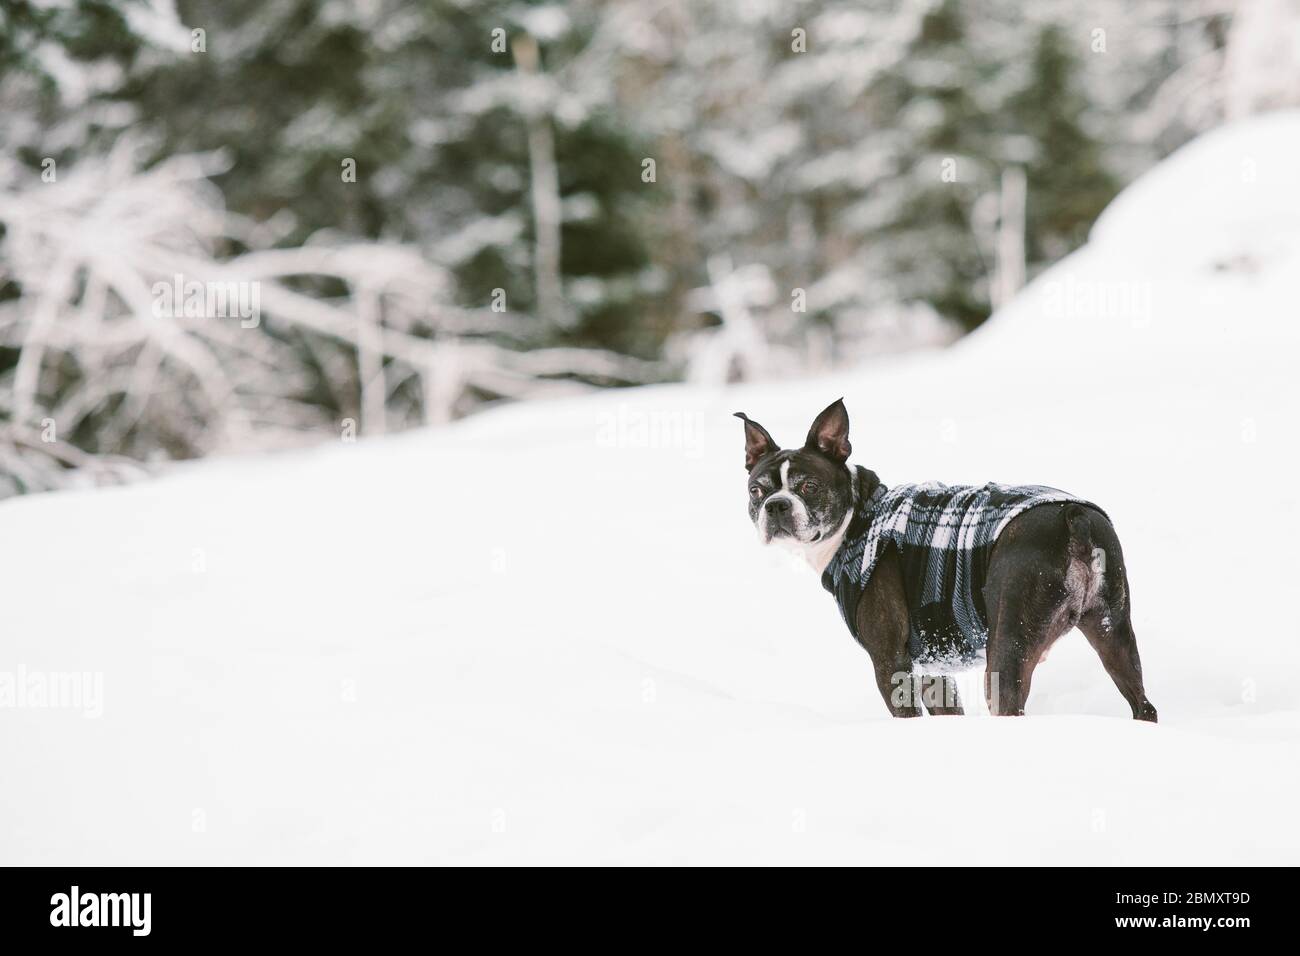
[749,485,763,500]
[801,480,820,494]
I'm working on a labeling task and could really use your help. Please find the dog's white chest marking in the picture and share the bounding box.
[797,507,853,574]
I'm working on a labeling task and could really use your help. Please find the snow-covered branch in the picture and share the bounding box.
[0,140,665,493]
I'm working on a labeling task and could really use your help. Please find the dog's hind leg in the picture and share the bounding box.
[920,675,964,715]
[1078,610,1157,722]
[983,585,1035,716]
[1071,511,1158,723]
[982,531,1077,715]
[985,608,1071,716]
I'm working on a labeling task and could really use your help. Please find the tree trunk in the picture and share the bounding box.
[513,34,567,330]
[992,165,1026,311]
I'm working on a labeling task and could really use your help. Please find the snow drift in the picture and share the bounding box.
[3,114,1299,865]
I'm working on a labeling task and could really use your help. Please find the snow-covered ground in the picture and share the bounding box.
[3,114,1299,865]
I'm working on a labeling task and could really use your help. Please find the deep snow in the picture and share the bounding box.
[3,114,1299,865]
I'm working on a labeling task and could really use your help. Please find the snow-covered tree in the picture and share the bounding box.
[0,0,1262,494]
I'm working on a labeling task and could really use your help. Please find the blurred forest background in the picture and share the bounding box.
[1,0,1296,495]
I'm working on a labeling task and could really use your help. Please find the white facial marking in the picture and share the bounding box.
[759,459,812,545]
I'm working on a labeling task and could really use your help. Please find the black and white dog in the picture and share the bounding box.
[736,399,1157,721]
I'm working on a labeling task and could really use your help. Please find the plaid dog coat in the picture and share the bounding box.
[822,471,1098,669]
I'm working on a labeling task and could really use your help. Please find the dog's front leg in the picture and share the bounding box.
[868,656,923,717]
[853,548,921,717]
[920,675,964,715]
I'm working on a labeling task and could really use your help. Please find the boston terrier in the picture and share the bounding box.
[736,398,1157,721]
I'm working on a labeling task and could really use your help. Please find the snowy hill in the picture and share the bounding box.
[4,114,1300,865]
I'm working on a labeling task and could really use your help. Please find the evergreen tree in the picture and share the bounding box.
[126,1,659,354]
[1008,23,1121,268]
[863,0,1000,330]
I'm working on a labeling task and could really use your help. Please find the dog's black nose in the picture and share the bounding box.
[765,497,792,516]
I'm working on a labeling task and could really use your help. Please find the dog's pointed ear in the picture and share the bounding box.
[733,412,778,471]
[805,398,851,463]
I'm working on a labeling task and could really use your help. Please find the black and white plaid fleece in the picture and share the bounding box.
[822,473,1096,669]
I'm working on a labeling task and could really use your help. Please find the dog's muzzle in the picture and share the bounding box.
[763,494,798,537]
